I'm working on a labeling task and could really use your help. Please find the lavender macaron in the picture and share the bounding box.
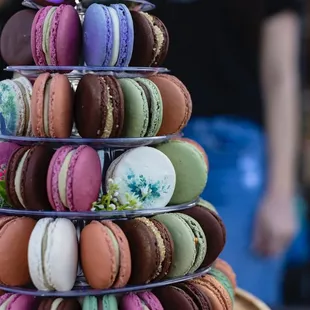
[121,292,164,310]
[83,3,134,67]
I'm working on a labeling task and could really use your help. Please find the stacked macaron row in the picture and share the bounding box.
[0,207,225,291]
[0,73,191,139]
[2,138,207,212]
[0,3,168,67]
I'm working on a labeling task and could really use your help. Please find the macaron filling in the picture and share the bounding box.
[42,7,56,65]
[43,79,52,136]
[107,6,120,66]
[51,298,64,309]
[14,149,30,208]
[0,294,16,308]
[105,226,121,274]
[101,83,114,138]
[137,217,166,280]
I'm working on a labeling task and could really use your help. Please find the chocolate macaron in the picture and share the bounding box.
[130,11,169,67]
[118,217,174,284]
[37,298,81,310]
[181,201,226,267]
[6,145,54,210]
[75,74,124,138]
[0,9,36,65]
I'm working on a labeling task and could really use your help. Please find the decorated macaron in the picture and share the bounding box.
[156,138,208,205]
[0,9,36,66]
[0,294,37,310]
[31,5,82,66]
[121,292,163,310]
[181,200,226,267]
[118,217,174,284]
[82,295,117,310]
[101,146,176,210]
[83,3,134,67]
[38,298,81,310]
[130,12,169,67]
[149,74,192,136]
[0,78,33,136]
[119,78,163,137]
[80,220,131,289]
[31,73,74,138]
[0,216,36,286]
[154,285,212,310]
[28,218,78,291]
[0,142,19,207]
[153,213,207,277]
[74,74,124,138]
[47,145,102,212]
[6,145,54,210]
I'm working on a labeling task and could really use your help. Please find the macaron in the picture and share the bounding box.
[28,218,78,291]
[6,145,54,210]
[31,5,82,66]
[153,213,207,277]
[0,294,37,310]
[31,73,74,138]
[121,292,163,310]
[156,139,208,205]
[0,216,36,286]
[83,3,134,67]
[0,78,33,136]
[119,78,163,137]
[154,286,203,310]
[0,9,36,66]
[47,145,102,212]
[197,198,218,214]
[74,74,124,138]
[118,217,174,284]
[149,74,192,136]
[181,203,226,267]
[105,146,176,209]
[192,275,233,310]
[83,295,118,310]
[80,220,131,289]
[0,142,19,206]
[38,298,81,310]
[130,12,169,67]
[213,258,237,290]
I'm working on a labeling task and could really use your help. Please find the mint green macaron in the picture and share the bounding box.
[153,213,207,278]
[83,295,118,310]
[156,139,208,204]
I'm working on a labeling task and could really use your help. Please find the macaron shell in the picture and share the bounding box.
[67,146,101,212]
[48,74,73,138]
[153,213,196,278]
[7,294,36,310]
[80,221,118,289]
[213,258,237,289]
[101,220,131,288]
[137,292,163,310]
[121,293,143,310]
[102,295,118,310]
[54,5,82,66]
[149,74,192,136]
[156,139,208,205]
[0,217,36,286]
[119,79,149,137]
[182,206,226,267]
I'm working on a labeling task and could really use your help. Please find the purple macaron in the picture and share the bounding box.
[83,3,133,67]
[121,292,163,310]
[0,294,36,309]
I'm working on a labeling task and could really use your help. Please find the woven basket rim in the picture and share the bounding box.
[234,288,271,310]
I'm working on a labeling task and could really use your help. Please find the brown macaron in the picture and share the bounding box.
[37,298,81,310]
[74,74,124,138]
[31,73,74,138]
[181,202,226,267]
[117,217,174,285]
[6,145,54,210]
[130,11,169,67]
[149,74,192,136]
[0,216,36,286]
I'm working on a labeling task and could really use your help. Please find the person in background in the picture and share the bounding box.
[154,0,303,306]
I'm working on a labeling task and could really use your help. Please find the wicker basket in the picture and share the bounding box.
[234,288,271,310]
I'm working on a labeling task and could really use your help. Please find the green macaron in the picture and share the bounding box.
[153,213,207,278]
[83,295,118,310]
[156,139,208,204]
[198,198,218,214]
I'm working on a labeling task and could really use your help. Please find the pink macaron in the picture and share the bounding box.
[0,293,36,309]
[47,145,102,212]
[121,292,163,310]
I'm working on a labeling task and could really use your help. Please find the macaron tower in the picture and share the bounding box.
[0,1,265,310]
